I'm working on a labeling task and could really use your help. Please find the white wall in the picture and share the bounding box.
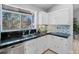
[74,8,79,25]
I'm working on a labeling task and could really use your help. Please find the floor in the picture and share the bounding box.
[42,38,79,54]
[42,49,57,54]
[73,36,79,54]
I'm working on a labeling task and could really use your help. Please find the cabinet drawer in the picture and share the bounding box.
[7,43,24,54]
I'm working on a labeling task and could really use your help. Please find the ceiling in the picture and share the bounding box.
[30,4,56,12]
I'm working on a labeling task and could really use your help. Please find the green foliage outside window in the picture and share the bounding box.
[73,18,79,33]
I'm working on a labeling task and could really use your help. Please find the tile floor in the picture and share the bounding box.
[73,36,79,54]
[42,49,57,54]
[42,38,79,54]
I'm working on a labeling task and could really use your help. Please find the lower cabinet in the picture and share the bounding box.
[0,48,8,54]
[24,36,47,54]
[22,35,72,54]
[24,39,38,54]
[47,35,72,54]
[7,43,25,54]
[36,36,48,54]
[0,35,72,54]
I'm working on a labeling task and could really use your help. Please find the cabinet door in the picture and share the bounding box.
[47,35,70,54]
[24,39,38,54]
[36,36,48,53]
[49,8,70,25]
[31,14,35,29]
[42,13,48,24]
[24,36,47,54]
[48,13,56,24]
[2,11,21,31]
[56,37,68,53]
[8,43,24,54]
[38,12,43,24]
[47,35,57,51]
[38,11,48,25]
[11,13,21,29]
[52,36,70,54]
[0,48,8,54]
[2,12,12,30]
[55,9,69,24]
[21,15,32,29]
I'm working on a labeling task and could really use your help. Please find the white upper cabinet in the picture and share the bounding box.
[38,11,48,25]
[38,11,43,24]
[48,8,70,25]
[48,12,56,24]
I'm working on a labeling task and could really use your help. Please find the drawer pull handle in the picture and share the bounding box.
[11,46,15,48]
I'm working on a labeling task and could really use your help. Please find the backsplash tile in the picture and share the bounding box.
[56,25,70,34]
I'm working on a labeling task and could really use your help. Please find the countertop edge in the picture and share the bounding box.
[0,33,70,49]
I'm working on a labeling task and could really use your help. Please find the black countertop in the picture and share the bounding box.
[49,32,70,38]
[0,32,70,49]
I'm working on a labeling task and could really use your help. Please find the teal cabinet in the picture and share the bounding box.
[11,13,21,29]
[2,12,21,30]
[2,12,12,30]
[21,15,31,29]
[1,5,35,32]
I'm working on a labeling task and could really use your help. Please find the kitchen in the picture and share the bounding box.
[0,4,73,54]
